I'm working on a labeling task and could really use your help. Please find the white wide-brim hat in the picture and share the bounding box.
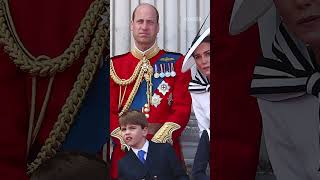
[182,28,210,73]
[229,0,273,35]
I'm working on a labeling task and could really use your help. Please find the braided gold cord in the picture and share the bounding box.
[23,0,110,174]
[27,22,108,174]
[109,44,159,86]
[110,47,156,116]
[0,0,105,76]
[118,68,145,116]
[110,58,154,116]
[110,57,145,116]
[110,59,143,85]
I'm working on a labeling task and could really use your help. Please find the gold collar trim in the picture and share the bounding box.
[131,43,160,60]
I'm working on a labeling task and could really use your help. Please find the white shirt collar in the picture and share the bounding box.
[132,140,149,158]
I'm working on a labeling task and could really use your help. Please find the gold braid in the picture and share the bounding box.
[110,60,145,116]
[110,46,158,116]
[0,0,109,175]
[0,0,104,76]
[26,20,108,174]
[110,58,155,117]
[110,59,143,85]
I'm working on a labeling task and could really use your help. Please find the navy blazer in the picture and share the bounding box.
[192,130,210,180]
[118,141,189,180]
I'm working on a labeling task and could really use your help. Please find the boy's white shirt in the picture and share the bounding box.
[132,140,149,160]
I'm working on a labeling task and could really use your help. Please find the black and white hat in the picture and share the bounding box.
[229,0,273,35]
[181,28,210,73]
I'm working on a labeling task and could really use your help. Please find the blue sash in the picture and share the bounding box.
[130,52,180,110]
[62,59,109,154]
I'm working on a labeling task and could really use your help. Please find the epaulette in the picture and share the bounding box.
[158,51,182,63]
[110,52,130,60]
[163,50,182,56]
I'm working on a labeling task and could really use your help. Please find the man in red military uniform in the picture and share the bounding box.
[110,3,192,179]
[0,0,108,179]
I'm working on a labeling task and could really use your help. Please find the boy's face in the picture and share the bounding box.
[121,124,148,149]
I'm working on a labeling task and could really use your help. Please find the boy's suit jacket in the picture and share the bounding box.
[118,142,189,180]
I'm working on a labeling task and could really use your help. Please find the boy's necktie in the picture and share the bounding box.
[138,150,146,164]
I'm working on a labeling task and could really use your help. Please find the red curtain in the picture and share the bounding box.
[0,1,94,179]
[212,0,263,179]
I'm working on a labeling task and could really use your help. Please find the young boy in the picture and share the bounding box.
[118,110,189,180]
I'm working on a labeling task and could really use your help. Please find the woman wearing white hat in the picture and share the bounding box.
[182,28,210,137]
[182,28,210,180]
[230,0,320,180]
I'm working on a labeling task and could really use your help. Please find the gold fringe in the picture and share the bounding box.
[110,127,129,151]
[151,122,181,144]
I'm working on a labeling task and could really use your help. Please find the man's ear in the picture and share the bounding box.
[130,21,133,31]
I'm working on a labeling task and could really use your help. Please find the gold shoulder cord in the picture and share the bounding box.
[110,45,159,117]
[110,60,144,116]
[0,0,109,174]
[110,45,159,150]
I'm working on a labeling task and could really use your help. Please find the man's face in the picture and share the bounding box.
[131,5,159,49]
[274,0,320,47]
[193,42,210,77]
[121,124,147,149]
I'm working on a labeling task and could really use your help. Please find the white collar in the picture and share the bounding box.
[132,140,149,156]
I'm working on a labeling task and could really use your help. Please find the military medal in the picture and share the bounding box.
[151,93,162,107]
[165,63,171,77]
[154,64,160,78]
[157,80,170,96]
[159,64,165,78]
[170,63,176,77]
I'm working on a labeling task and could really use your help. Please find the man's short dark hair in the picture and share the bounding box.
[30,152,110,180]
[132,3,159,23]
[119,110,148,129]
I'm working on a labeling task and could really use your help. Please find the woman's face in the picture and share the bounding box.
[193,42,210,78]
[274,0,320,47]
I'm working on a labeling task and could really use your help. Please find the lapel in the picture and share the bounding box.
[127,150,149,178]
[145,141,155,167]
[128,149,148,179]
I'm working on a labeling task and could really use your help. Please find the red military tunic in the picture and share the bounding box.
[0,0,105,178]
[110,49,192,179]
